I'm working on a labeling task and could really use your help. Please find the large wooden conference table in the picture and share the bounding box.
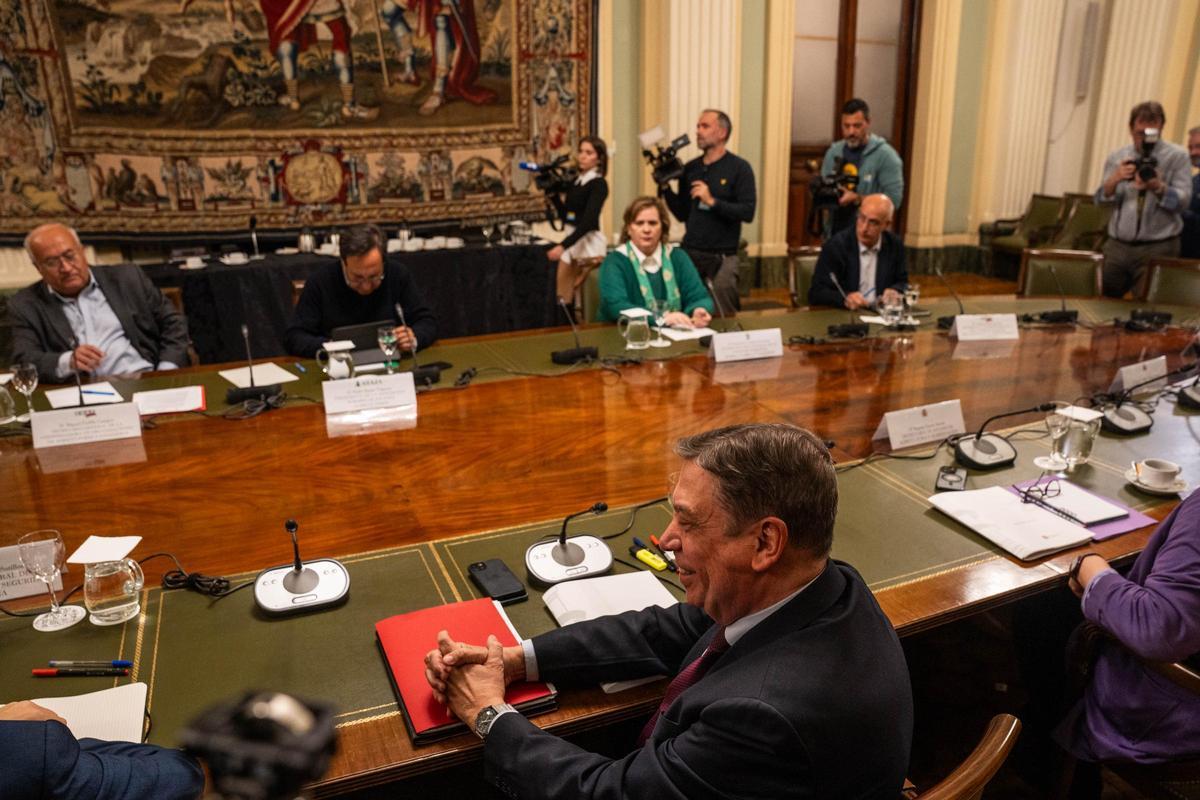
[1,295,1197,796]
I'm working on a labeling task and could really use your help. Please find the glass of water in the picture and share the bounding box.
[648,299,672,348]
[879,295,904,326]
[1034,411,1072,471]
[377,326,399,375]
[84,558,145,626]
[10,362,37,422]
[17,529,86,632]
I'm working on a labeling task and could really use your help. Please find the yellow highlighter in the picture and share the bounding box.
[629,545,667,571]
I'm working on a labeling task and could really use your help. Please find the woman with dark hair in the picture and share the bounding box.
[546,136,609,304]
[597,196,713,326]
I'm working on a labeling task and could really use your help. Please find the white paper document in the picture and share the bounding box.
[132,385,206,416]
[659,326,712,342]
[1028,481,1128,526]
[1109,355,1167,395]
[872,399,966,450]
[218,362,300,388]
[322,373,416,415]
[45,382,124,409]
[67,535,142,564]
[23,683,148,742]
[709,329,784,362]
[544,572,678,693]
[928,486,1092,561]
[949,313,1020,341]
[31,403,142,449]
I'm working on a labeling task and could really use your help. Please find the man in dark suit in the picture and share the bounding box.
[808,193,908,309]
[0,700,204,799]
[10,223,190,381]
[425,423,913,800]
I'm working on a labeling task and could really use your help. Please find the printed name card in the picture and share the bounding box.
[30,403,143,450]
[949,314,1019,341]
[872,399,966,450]
[709,329,783,363]
[0,544,65,600]
[1109,355,1167,394]
[322,372,416,415]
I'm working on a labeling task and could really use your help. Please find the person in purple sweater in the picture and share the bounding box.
[1056,490,1200,769]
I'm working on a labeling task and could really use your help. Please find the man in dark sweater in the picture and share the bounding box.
[809,194,908,309]
[284,224,437,358]
[661,109,756,314]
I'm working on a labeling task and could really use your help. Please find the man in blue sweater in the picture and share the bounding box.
[821,98,905,237]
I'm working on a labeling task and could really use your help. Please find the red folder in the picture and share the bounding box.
[375,597,557,744]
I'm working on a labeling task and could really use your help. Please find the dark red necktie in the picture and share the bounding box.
[637,627,729,746]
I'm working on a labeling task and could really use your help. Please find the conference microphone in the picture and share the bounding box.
[525,501,614,585]
[1098,360,1195,434]
[1036,264,1078,324]
[827,273,869,338]
[550,298,598,364]
[249,215,264,261]
[953,402,1056,470]
[704,278,743,332]
[226,323,281,404]
[68,338,85,407]
[933,266,965,329]
[395,302,441,385]
[253,518,350,616]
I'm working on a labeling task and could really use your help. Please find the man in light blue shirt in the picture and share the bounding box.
[10,224,190,381]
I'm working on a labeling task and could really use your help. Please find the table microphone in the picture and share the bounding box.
[68,338,86,407]
[249,215,264,261]
[953,402,1056,470]
[705,278,742,332]
[394,302,441,385]
[1097,362,1195,434]
[550,298,598,364]
[933,266,964,329]
[226,323,281,404]
[1035,264,1078,324]
[525,501,613,585]
[826,273,869,338]
[253,518,349,616]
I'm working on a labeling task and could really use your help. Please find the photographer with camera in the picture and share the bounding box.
[660,109,756,314]
[1096,101,1192,298]
[543,137,610,306]
[818,99,904,238]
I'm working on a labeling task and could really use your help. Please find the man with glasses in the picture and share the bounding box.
[10,223,190,381]
[285,223,437,358]
[808,194,908,309]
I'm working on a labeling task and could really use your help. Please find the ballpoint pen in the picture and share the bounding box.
[80,389,116,396]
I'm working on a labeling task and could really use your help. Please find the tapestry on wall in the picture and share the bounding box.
[0,0,591,233]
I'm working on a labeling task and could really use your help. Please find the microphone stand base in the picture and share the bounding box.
[937,315,956,330]
[1037,310,1078,324]
[411,364,442,385]
[551,346,598,365]
[226,383,282,405]
[253,558,350,616]
[524,535,613,585]
[1101,405,1153,435]
[1179,384,1200,410]
[954,434,1018,470]
[1131,309,1172,326]
[827,323,869,338]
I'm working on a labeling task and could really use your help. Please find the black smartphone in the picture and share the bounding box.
[468,559,528,605]
[934,465,967,492]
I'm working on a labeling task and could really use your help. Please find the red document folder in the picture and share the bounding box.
[375,597,557,744]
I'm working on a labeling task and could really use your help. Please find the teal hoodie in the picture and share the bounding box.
[821,133,904,211]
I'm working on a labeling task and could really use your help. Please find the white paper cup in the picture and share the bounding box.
[1137,458,1182,488]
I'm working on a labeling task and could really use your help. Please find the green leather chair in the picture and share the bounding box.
[787,245,821,307]
[1046,200,1112,251]
[1138,258,1200,306]
[1018,249,1103,297]
[982,194,1065,256]
[580,263,603,323]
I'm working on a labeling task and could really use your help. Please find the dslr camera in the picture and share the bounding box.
[1133,127,1160,182]
[642,133,691,187]
[519,154,579,194]
[806,158,860,235]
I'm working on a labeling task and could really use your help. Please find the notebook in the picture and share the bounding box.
[375,598,556,744]
[928,486,1093,561]
[21,683,148,742]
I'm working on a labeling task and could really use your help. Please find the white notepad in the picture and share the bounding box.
[217,362,300,388]
[1029,481,1129,526]
[928,486,1092,561]
[45,382,124,408]
[22,682,148,742]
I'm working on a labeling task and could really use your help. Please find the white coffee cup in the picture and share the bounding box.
[225,252,248,265]
[185,256,205,268]
[1136,458,1182,488]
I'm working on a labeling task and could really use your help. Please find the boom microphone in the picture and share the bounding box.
[395,302,441,385]
[933,266,964,329]
[551,298,598,364]
[226,323,281,404]
[953,402,1056,470]
[826,273,869,338]
[525,501,613,585]
[1036,264,1078,324]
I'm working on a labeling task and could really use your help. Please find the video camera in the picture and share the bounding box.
[1133,127,1160,182]
[640,130,691,187]
[807,158,860,236]
[519,154,578,194]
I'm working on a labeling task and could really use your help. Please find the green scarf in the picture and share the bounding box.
[625,242,682,313]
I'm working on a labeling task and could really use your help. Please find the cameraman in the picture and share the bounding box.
[546,136,610,305]
[820,98,904,236]
[660,109,756,313]
[1095,101,1192,297]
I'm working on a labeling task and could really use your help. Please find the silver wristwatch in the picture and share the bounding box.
[474,703,517,739]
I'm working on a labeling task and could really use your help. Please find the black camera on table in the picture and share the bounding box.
[642,133,691,187]
[1133,127,1160,182]
[520,154,578,194]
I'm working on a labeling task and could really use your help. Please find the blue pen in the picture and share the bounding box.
[293,362,307,373]
[80,389,116,396]
[632,536,651,552]
[48,659,133,668]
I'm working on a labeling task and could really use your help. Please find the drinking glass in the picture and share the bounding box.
[619,316,651,350]
[17,529,86,632]
[481,222,494,246]
[10,362,37,422]
[904,283,921,310]
[377,326,399,375]
[0,385,14,425]
[878,296,904,326]
[1033,411,1071,471]
[1053,416,1101,469]
[648,299,672,348]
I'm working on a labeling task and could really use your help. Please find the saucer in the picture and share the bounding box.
[1123,467,1187,495]
[275,247,299,255]
[221,255,249,266]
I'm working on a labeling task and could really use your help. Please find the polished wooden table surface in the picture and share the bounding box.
[1,297,1196,795]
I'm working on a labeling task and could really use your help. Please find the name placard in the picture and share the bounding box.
[1109,355,1167,395]
[709,328,784,363]
[949,314,1020,341]
[31,403,142,450]
[322,372,416,415]
[0,544,64,601]
[872,399,966,450]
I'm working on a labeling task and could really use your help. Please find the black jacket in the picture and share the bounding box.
[809,227,908,308]
[551,175,608,250]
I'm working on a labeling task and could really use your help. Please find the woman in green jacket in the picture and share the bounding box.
[597,196,714,327]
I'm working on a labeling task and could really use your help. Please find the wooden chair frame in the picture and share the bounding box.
[1017,249,1103,297]
[1135,257,1200,303]
[906,714,1022,800]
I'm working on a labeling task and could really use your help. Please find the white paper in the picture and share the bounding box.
[320,340,356,352]
[31,403,143,449]
[950,313,1020,341]
[859,315,888,325]
[1058,404,1103,423]
[67,535,142,564]
[709,328,784,362]
[872,399,966,450]
[24,684,148,742]
[618,308,653,319]
[659,326,712,341]
[46,382,124,409]
[929,486,1092,561]
[218,362,300,388]
[1109,355,1167,395]
[132,385,205,415]
[322,373,416,414]
[1028,481,1128,526]
[0,544,65,600]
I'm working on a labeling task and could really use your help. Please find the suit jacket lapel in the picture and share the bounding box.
[92,267,138,342]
